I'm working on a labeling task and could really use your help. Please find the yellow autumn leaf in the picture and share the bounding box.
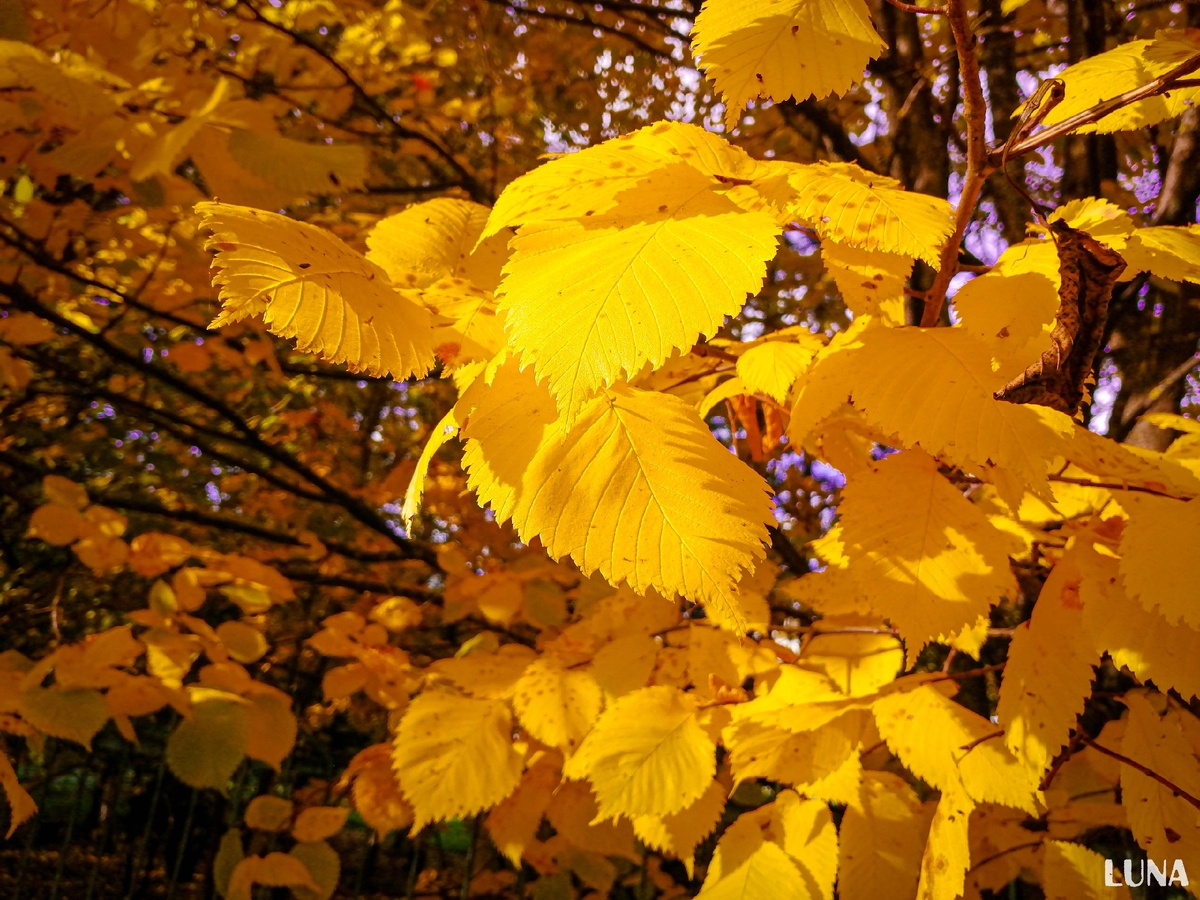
[691,0,885,129]
[197,202,436,381]
[226,852,320,900]
[244,795,294,831]
[791,322,1075,506]
[735,332,821,403]
[460,361,773,630]
[368,198,509,292]
[225,129,368,198]
[19,683,110,747]
[512,656,603,751]
[485,762,558,866]
[917,782,974,900]
[767,162,954,266]
[800,619,904,697]
[482,121,763,238]
[401,408,459,529]
[244,689,297,769]
[996,554,1097,782]
[166,686,250,789]
[839,772,932,900]
[289,840,340,900]
[0,750,35,838]
[1042,841,1125,900]
[215,621,268,664]
[632,779,727,878]
[873,683,1038,813]
[392,691,523,829]
[1119,494,1200,628]
[1028,29,1200,133]
[345,745,414,837]
[1123,224,1200,284]
[819,241,910,325]
[1117,692,1200,867]
[1077,538,1200,702]
[725,712,865,804]
[497,161,781,418]
[835,451,1019,656]
[564,685,715,821]
[772,791,839,900]
[292,806,349,842]
[699,827,809,900]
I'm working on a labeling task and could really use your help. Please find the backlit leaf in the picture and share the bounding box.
[198,202,435,380]
[692,0,885,129]
[564,685,715,821]
[461,361,773,629]
[392,691,523,829]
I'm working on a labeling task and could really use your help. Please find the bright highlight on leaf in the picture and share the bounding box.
[498,162,781,419]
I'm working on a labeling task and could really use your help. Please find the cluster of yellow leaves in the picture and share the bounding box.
[8,0,1200,896]
[193,18,1200,882]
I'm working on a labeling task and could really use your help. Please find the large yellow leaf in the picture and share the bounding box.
[767,162,953,266]
[198,202,435,380]
[874,683,1038,813]
[1117,692,1200,871]
[838,772,932,900]
[563,685,715,821]
[483,121,763,237]
[691,0,885,129]
[18,684,110,747]
[460,361,773,629]
[166,687,250,789]
[512,656,603,751]
[996,554,1097,784]
[835,451,1019,655]
[498,162,780,418]
[791,323,1074,506]
[1119,494,1200,628]
[1030,30,1200,133]
[391,691,523,829]
[367,198,508,292]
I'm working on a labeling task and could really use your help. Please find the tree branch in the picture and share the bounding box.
[921,0,990,326]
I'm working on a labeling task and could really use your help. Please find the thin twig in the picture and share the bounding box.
[884,0,947,14]
[1080,735,1200,811]
[987,52,1200,165]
